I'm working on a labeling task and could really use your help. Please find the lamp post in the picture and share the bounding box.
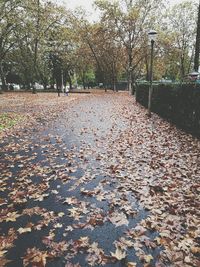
[148,30,157,117]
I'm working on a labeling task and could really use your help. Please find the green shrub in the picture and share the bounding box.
[136,82,200,136]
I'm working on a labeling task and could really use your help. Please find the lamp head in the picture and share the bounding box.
[148,30,157,42]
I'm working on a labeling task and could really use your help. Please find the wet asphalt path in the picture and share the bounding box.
[0,92,175,266]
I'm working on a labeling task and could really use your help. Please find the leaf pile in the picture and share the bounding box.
[0,91,199,266]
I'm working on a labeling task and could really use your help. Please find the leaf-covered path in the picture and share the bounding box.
[0,92,199,267]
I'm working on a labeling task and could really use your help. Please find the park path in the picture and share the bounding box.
[0,92,199,267]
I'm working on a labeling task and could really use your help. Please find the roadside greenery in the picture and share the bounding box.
[136,82,200,135]
[0,113,23,131]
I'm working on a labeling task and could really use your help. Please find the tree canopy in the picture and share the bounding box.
[0,0,199,91]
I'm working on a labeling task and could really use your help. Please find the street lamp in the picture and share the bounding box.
[148,30,157,117]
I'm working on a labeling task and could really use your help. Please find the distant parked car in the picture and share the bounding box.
[159,79,173,83]
[13,84,20,90]
[187,72,199,81]
[35,83,44,90]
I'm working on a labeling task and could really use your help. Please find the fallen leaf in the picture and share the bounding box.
[109,211,129,227]
[54,223,63,228]
[17,227,32,234]
[143,254,153,263]
[111,246,126,260]
[58,212,65,217]
[127,262,137,267]
[0,250,7,257]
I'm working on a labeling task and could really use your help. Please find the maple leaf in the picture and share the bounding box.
[143,254,153,263]
[23,247,54,267]
[127,262,137,267]
[0,257,12,267]
[63,197,78,205]
[191,246,200,254]
[65,262,81,267]
[51,190,59,194]
[17,227,32,234]
[5,212,20,222]
[58,212,65,217]
[65,226,74,232]
[0,250,7,257]
[68,207,82,219]
[0,198,7,206]
[111,246,126,260]
[109,211,129,227]
[184,256,192,264]
[119,237,134,248]
[54,223,63,228]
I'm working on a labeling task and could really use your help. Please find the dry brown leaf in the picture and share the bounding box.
[109,211,129,227]
[23,247,54,267]
[191,246,200,254]
[0,257,12,267]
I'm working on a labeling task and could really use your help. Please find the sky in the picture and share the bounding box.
[54,0,199,22]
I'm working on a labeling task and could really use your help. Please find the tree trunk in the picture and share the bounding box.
[32,0,40,94]
[0,62,7,90]
[68,75,72,90]
[180,56,185,82]
[194,2,200,72]
[82,71,86,89]
[112,62,117,92]
[128,0,133,95]
[128,51,133,94]
[56,83,60,97]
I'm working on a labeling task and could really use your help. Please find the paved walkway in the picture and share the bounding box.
[0,92,199,267]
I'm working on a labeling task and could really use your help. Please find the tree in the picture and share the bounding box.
[164,1,196,80]
[194,1,200,72]
[0,0,23,90]
[21,0,65,93]
[94,0,161,94]
[76,22,124,91]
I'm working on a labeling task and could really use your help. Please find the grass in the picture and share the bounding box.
[0,113,23,131]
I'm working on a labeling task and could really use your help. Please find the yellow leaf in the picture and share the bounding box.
[0,250,7,257]
[58,212,65,217]
[143,254,153,263]
[54,223,62,228]
[5,212,20,222]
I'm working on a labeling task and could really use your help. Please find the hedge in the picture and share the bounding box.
[135,82,200,136]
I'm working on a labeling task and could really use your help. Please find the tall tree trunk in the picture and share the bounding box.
[112,62,117,92]
[82,71,86,89]
[180,55,185,82]
[194,2,200,72]
[128,0,133,95]
[68,73,72,90]
[128,52,133,94]
[56,83,60,97]
[33,0,40,94]
[0,61,7,90]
